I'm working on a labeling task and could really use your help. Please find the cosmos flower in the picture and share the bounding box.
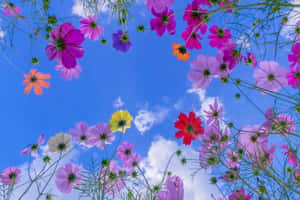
[145,0,175,13]
[55,163,82,193]
[228,189,251,200]
[215,50,231,77]
[220,41,241,70]
[165,176,184,200]
[150,8,176,36]
[199,144,220,169]
[46,23,84,69]
[88,123,115,149]
[181,27,202,50]
[293,167,300,187]
[253,144,276,168]
[225,150,241,169]
[172,44,190,61]
[286,66,300,89]
[174,111,204,145]
[109,110,133,133]
[1,167,21,185]
[47,133,72,154]
[79,16,104,41]
[123,152,142,173]
[200,123,221,145]
[208,25,231,49]
[272,113,295,135]
[194,0,212,7]
[203,98,223,125]
[183,2,208,29]
[112,30,132,53]
[253,61,287,93]
[188,54,219,89]
[23,69,51,95]
[69,122,93,147]
[21,133,45,157]
[117,141,134,161]
[222,168,239,183]
[244,53,258,68]
[55,63,82,81]
[3,3,21,17]
[288,43,300,68]
[281,144,298,166]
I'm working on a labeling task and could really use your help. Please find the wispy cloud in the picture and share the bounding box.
[281,0,300,39]
[113,96,125,108]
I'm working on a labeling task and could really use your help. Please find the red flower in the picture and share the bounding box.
[174,111,204,145]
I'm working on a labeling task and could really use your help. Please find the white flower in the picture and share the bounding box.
[47,133,72,153]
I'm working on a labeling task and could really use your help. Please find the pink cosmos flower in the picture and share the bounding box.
[220,41,241,70]
[228,189,251,200]
[293,167,300,187]
[3,3,21,17]
[156,191,169,200]
[55,63,82,81]
[262,108,275,130]
[150,8,176,36]
[183,2,208,29]
[165,176,184,200]
[46,23,84,69]
[181,27,203,50]
[222,168,239,183]
[226,149,241,169]
[117,141,134,161]
[21,133,45,158]
[79,16,104,41]
[188,54,219,89]
[253,61,288,93]
[273,113,295,134]
[1,167,21,185]
[208,25,231,49]
[145,0,175,13]
[69,122,93,147]
[201,123,221,145]
[124,152,142,173]
[288,43,300,68]
[254,144,276,168]
[199,144,220,169]
[194,0,212,6]
[215,50,231,77]
[286,66,300,88]
[87,123,115,149]
[281,144,298,166]
[203,98,223,125]
[55,163,82,193]
[238,125,268,158]
[244,53,258,68]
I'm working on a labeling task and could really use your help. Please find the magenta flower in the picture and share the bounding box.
[46,23,84,69]
[79,16,104,41]
[293,167,300,187]
[55,63,82,81]
[286,66,300,88]
[194,0,212,6]
[183,2,208,29]
[188,54,219,89]
[21,133,45,158]
[1,167,21,185]
[281,144,298,166]
[244,53,258,68]
[208,25,231,49]
[3,3,21,17]
[88,123,115,149]
[145,0,175,13]
[55,163,82,193]
[229,189,251,200]
[69,122,93,147]
[253,61,288,93]
[124,152,142,173]
[181,27,202,50]
[220,41,241,70]
[117,141,134,161]
[165,176,184,200]
[254,144,276,168]
[288,43,300,68]
[150,8,176,36]
[203,98,223,125]
[215,50,231,77]
[238,125,268,157]
[112,30,132,53]
[226,150,241,169]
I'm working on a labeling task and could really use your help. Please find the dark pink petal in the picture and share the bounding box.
[45,45,57,60]
[65,29,84,45]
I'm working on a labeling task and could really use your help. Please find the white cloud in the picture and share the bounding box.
[142,137,220,200]
[113,96,125,108]
[187,88,206,102]
[72,0,117,17]
[134,108,168,134]
[281,0,300,39]
[236,35,251,50]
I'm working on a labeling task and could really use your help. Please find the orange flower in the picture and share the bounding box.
[23,69,51,95]
[172,44,190,62]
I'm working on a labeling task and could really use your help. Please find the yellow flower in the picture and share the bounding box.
[109,110,133,133]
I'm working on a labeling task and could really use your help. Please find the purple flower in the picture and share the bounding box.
[55,63,82,80]
[165,176,184,200]
[21,133,45,157]
[253,144,276,168]
[79,16,104,41]
[215,50,231,77]
[145,0,175,13]
[69,122,93,147]
[253,61,288,93]
[117,141,134,161]
[124,152,142,173]
[201,123,221,145]
[150,8,176,36]
[88,123,115,149]
[112,30,132,53]
[226,149,241,169]
[188,54,219,89]
[273,113,295,134]
[3,3,21,17]
[288,43,300,68]
[55,163,82,193]
[281,144,298,166]
[203,98,223,125]
[1,167,21,185]
[46,23,84,69]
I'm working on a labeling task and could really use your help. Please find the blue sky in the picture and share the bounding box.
[0,3,297,199]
